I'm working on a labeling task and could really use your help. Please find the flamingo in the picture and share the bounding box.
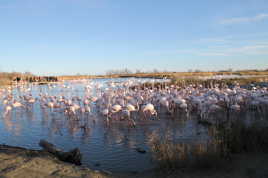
[122,109,136,127]
[12,101,23,108]
[111,104,122,113]
[4,105,12,116]
[142,103,157,119]
[84,105,91,113]
[101,108,110,125]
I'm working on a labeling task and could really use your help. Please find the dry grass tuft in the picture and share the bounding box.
[148,130,225,171]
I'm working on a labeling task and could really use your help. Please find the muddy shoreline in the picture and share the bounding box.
[0,144,111,178]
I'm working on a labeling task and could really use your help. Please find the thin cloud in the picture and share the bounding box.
[220,13,268,25]
[198,52,228,56]
[145,49,195,56]
[147,44,268,57]
[198,44,268,56]
[198,38,227,43]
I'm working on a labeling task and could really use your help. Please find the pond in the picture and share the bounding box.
[0,78,210,173]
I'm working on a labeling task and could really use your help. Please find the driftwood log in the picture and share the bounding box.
[39,139,82,165]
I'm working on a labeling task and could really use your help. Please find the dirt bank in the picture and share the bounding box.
[0,145,111,178]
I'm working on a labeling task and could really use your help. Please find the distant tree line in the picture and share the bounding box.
[14,76,58,83]
[105,68,171,75]
[0,72,33,85]
[106,68,133,75]
[107,68,261,75]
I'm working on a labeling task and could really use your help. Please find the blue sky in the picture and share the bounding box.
[0,0,268,75]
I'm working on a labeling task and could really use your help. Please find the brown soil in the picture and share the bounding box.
[0,145,111,178]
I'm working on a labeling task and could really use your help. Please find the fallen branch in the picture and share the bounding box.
[39,139,82,165]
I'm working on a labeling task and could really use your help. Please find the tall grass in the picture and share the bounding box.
[148,130,224,171]
[219,120,268,154]
[148,113,268,171]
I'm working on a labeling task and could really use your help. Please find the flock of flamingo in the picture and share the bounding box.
[0,78,268,129]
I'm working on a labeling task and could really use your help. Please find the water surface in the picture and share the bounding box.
[0,78,209,172]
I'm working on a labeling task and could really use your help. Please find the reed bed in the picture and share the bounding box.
[148,108,268,171]
[148,129,224,171]
[171,76,268,88]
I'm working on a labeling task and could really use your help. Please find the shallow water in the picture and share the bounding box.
[0,78,210,172]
